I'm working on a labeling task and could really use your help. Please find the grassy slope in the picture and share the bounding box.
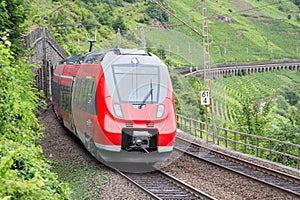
[27,0,299,64]
[165,0,300,65]
[212,70,300,127]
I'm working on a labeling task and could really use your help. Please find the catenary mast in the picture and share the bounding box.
[201,0,215,143]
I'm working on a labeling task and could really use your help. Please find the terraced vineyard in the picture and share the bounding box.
[212,70,300,127]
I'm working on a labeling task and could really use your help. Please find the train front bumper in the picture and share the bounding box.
[94,143,173,163]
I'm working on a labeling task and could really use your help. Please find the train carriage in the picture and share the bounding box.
[52,48,176,168]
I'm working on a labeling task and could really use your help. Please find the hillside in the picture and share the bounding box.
[166,0,300,65]
[24,0,300,140]
[25,0,299,66]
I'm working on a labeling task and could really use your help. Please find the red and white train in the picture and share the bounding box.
[51,48,176,167]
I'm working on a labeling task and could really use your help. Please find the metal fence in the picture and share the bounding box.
[177,114,300,169]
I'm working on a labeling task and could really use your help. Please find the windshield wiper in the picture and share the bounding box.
[138,80,153,109]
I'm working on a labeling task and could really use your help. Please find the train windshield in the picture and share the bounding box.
[109,64,168,104]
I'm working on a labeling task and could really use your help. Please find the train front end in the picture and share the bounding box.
[95,49,176,165]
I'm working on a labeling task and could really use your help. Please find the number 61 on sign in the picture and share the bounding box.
[201,90,210,105]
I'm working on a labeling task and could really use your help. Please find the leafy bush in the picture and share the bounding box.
[112,15,127,33]
[0,140,69,200]
[0,35,70,199]
[0,0,28,56]
[171,73,205,120]
[145,2,169,24]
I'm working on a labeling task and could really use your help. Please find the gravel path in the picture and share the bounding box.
[38,108,152,200]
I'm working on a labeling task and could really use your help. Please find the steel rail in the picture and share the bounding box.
[117,168,216,200]
[175,136,300,198]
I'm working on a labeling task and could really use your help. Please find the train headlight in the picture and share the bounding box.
[131,57,139,65]
[113,103,123,118]
[156,104,165,118]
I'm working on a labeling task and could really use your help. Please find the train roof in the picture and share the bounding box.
[59,48,152,65]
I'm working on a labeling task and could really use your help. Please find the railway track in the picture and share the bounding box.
[175,136,300,198]
[118,169,216,200]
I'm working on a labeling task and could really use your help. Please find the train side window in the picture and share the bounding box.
[78,79,87,111]
[87,80,97,115]
[77,78,85,110]
[73,78,96,114]
[60,85,71,111]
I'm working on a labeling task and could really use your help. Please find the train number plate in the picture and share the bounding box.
[133,131,152,137]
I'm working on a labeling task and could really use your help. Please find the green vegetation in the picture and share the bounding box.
[0,35,69,199]
[0,0,29,56]
[218,71,300,167]
[211,70,300,136]
[1,1,70,199]
[171,74,205,121]
[209,71,298,123]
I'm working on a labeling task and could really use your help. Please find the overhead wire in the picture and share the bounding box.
[150,0,201,36]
